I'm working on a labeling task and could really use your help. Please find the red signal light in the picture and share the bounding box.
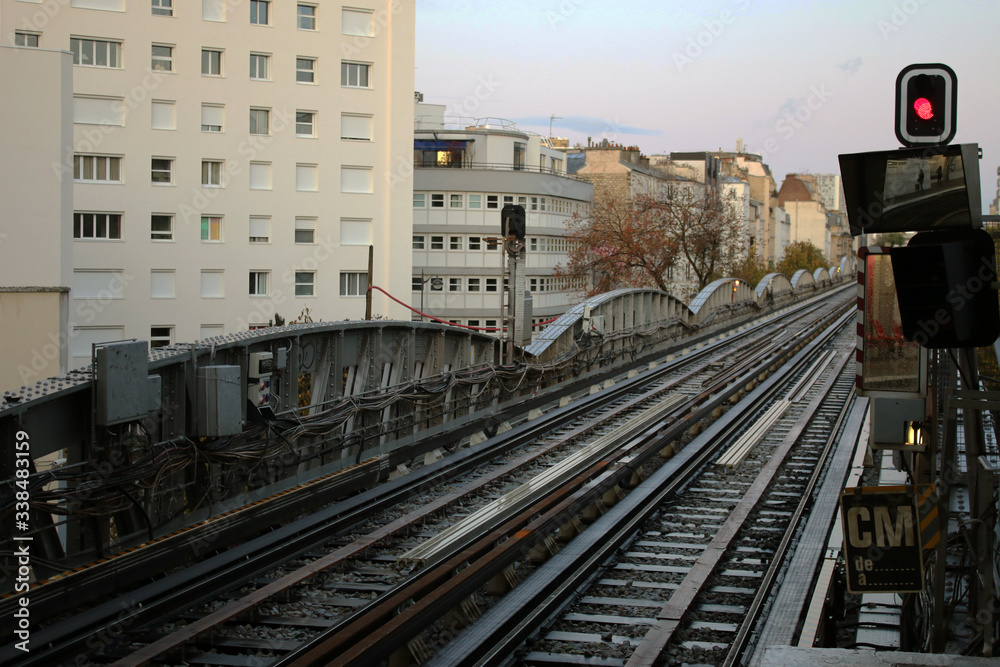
[913,97,934,120]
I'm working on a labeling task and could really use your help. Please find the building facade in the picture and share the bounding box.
[0,0,415,371]
[412,104,593,333]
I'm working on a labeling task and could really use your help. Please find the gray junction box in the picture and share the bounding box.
[196,365,243,437]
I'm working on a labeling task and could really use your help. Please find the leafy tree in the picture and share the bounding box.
[777,240,827,276]
[872,232,908,247]
[730,246,770,289]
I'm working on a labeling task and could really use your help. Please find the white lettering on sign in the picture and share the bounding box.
[847,505,914,548]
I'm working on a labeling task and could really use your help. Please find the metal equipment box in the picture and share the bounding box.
[196,365,243,437]
[96,341,150,426]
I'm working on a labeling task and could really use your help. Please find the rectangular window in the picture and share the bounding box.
[201,104,224,132]
[413,193,426,208]
[469,236,482,250]
[151,157,173,184]
[71,326,125,359]
[340,218,371,245]
[75,96,123,126]
[201,270,224,298]
[296,272,316,296]
[503,195,514,205]
[296,57,315,83]
[249,271,269,296]
[150,326,173,348]
[468,278,481,292]
[202,160,223,186]
[296,111,316,137]
[150,271,175,299]
[249,216,270,243]
[468,194,482,209]
[74,155,121,183]
[201,215,222,241]
[249,162,271,189]
[202,48,222,75]
[341,167,372,193]
[468,320,480,328]
[250,0,269,25]
[412,235,425,250]
[249,108,269,134]
[339,272,367,296]
[529,238,538,252]
[430,235,444,250]
[518,195,527,207]
[74,212,121,240]
[151,100,175,130]
[201,324,225,338]
[540,197,547,212]
[530,197,538,212]
[250,53,270,80]
[430,194,444,208]
[298,4,316,29]
[486,278,498,292]
[487,195,499,209]
[412,276,422,292]
[341,114,372,140]
[70,37,121,68]
[450,194,463,208]
[449,278,461,292]
[151,214,173,241]
[449,236,462,251]
[295,217,316,244]
[296,164,317,191]
[73,270,125,299]
[342,8,374,36]
[152,0,172,15]
[341,62,370,88]
[15,32,39,47]
[202,0,225,21]
[151,44,173,72]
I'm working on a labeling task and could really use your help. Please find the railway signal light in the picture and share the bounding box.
[501,204,526,241]
[895,63,957,146]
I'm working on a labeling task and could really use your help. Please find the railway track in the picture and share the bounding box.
[2,288,853,666]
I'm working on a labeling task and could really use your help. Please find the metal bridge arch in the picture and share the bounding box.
[689,278,758,326]
[755,273,795,304]
[791,269,816,291]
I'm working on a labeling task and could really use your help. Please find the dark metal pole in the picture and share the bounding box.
[365,245,373,320]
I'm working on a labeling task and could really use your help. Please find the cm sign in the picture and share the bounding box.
[840,486,924,593]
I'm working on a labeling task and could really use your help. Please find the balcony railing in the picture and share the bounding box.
[413,160,585,180]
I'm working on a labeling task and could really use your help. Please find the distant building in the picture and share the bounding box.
[814,173,845,213]
[778,173,857,265]
[412,104,593,333]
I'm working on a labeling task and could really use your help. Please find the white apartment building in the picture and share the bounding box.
[0,0,415,371]
[412,104,593,333]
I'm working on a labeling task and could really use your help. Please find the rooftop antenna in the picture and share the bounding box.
[549,114,562,140]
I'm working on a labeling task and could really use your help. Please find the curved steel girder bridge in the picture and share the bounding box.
[0,264,853,588]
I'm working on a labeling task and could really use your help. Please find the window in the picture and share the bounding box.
[250,0,269,25]
[486,278,498,292]
[202,0,225,22]
[71,326,125,360]
[202,160,223,186]
[75,96,124,126]
[202,49,222,75]
[150,271,175,298]
[340,218,371,245]
[449,236,462,251]
[296,111,316,137]
[468,320,480,328]
[341,61,370,88]
[449,278,461,292]
[486,195,499,209]
[341,114,372,140]
[517,196,527,207]
[340,167,372,193]
[469,237,482,250]
[151,214,173,240]
[152,0,172,15]
[250,53,270,80]
[151,44,173,72]
[296,272,315,296]
[201,324,224,338]
[249,216,270,243]
[74,155,121,183]
[151,100,175,129]
[450,194,463,209]
[342,8,373,36]
[249,108,269,134]
[249,162,271,189]
[468,194,482,209]
[296,57,315,83]
[249,271,269,296]
[150,326,173,348]
[503,195,514,205]
[412,235,425,250]
[485,319,498,330]
[529,238,538,252]
[201,104,224,132]
[430,194,444,208]
[412,276,422,291]
[295,217,315,244]
[74,213,122,240]
[15,32,39,47]
[73,270,125,299]
[468,278,481,292]
[296,164,317,191]
[430,235,444,250]
[151,158,173,184]
[339,272,366,296]
[530,197,538,211]
[70,38,121,68]
[201,270,224,298]
[297,4,316,29]
[413,193,426,208]
[201,215,222,241]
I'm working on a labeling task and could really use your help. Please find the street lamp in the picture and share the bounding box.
[418,269,442,321]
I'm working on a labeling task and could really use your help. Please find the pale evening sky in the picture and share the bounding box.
[415,0,1000,208]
